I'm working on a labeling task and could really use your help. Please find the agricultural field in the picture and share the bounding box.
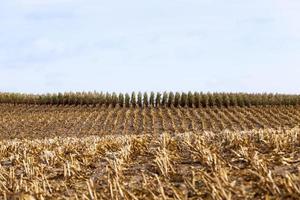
[1,104,300,140]
[0,92,300,199]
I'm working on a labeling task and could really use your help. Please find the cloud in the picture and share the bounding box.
[33,38,65,54]
[17,0,78,6]
[236,18,275,26]
[275,0,300,39]
[25,11,75,20]
[0,37,68,68]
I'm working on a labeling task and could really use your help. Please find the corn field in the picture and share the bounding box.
[1,92,300,107]
[0,92,300,199]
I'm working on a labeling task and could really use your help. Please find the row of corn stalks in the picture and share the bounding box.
[1,92,300,107]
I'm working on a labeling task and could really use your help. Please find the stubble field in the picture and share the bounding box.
[0,102,300,199]
[1,104,300,139]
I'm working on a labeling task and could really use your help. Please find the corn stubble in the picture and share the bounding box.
[0,129,299,199]
[1,92,300,199]
[1,104,300,140]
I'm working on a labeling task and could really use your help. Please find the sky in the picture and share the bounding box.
[0,0,300,94]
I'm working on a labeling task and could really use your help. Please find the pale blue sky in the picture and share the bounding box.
[0,0,300,94]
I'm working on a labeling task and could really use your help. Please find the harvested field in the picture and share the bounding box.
[1,128,300,199]
[1,102,300,199]
[1,104,300,139]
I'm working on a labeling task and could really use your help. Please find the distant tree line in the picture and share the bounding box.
[0,92,300,108]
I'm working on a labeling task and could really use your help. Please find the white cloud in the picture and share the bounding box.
[33,38,65,54]
[275,0,300,39]
[17,0,78,6]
